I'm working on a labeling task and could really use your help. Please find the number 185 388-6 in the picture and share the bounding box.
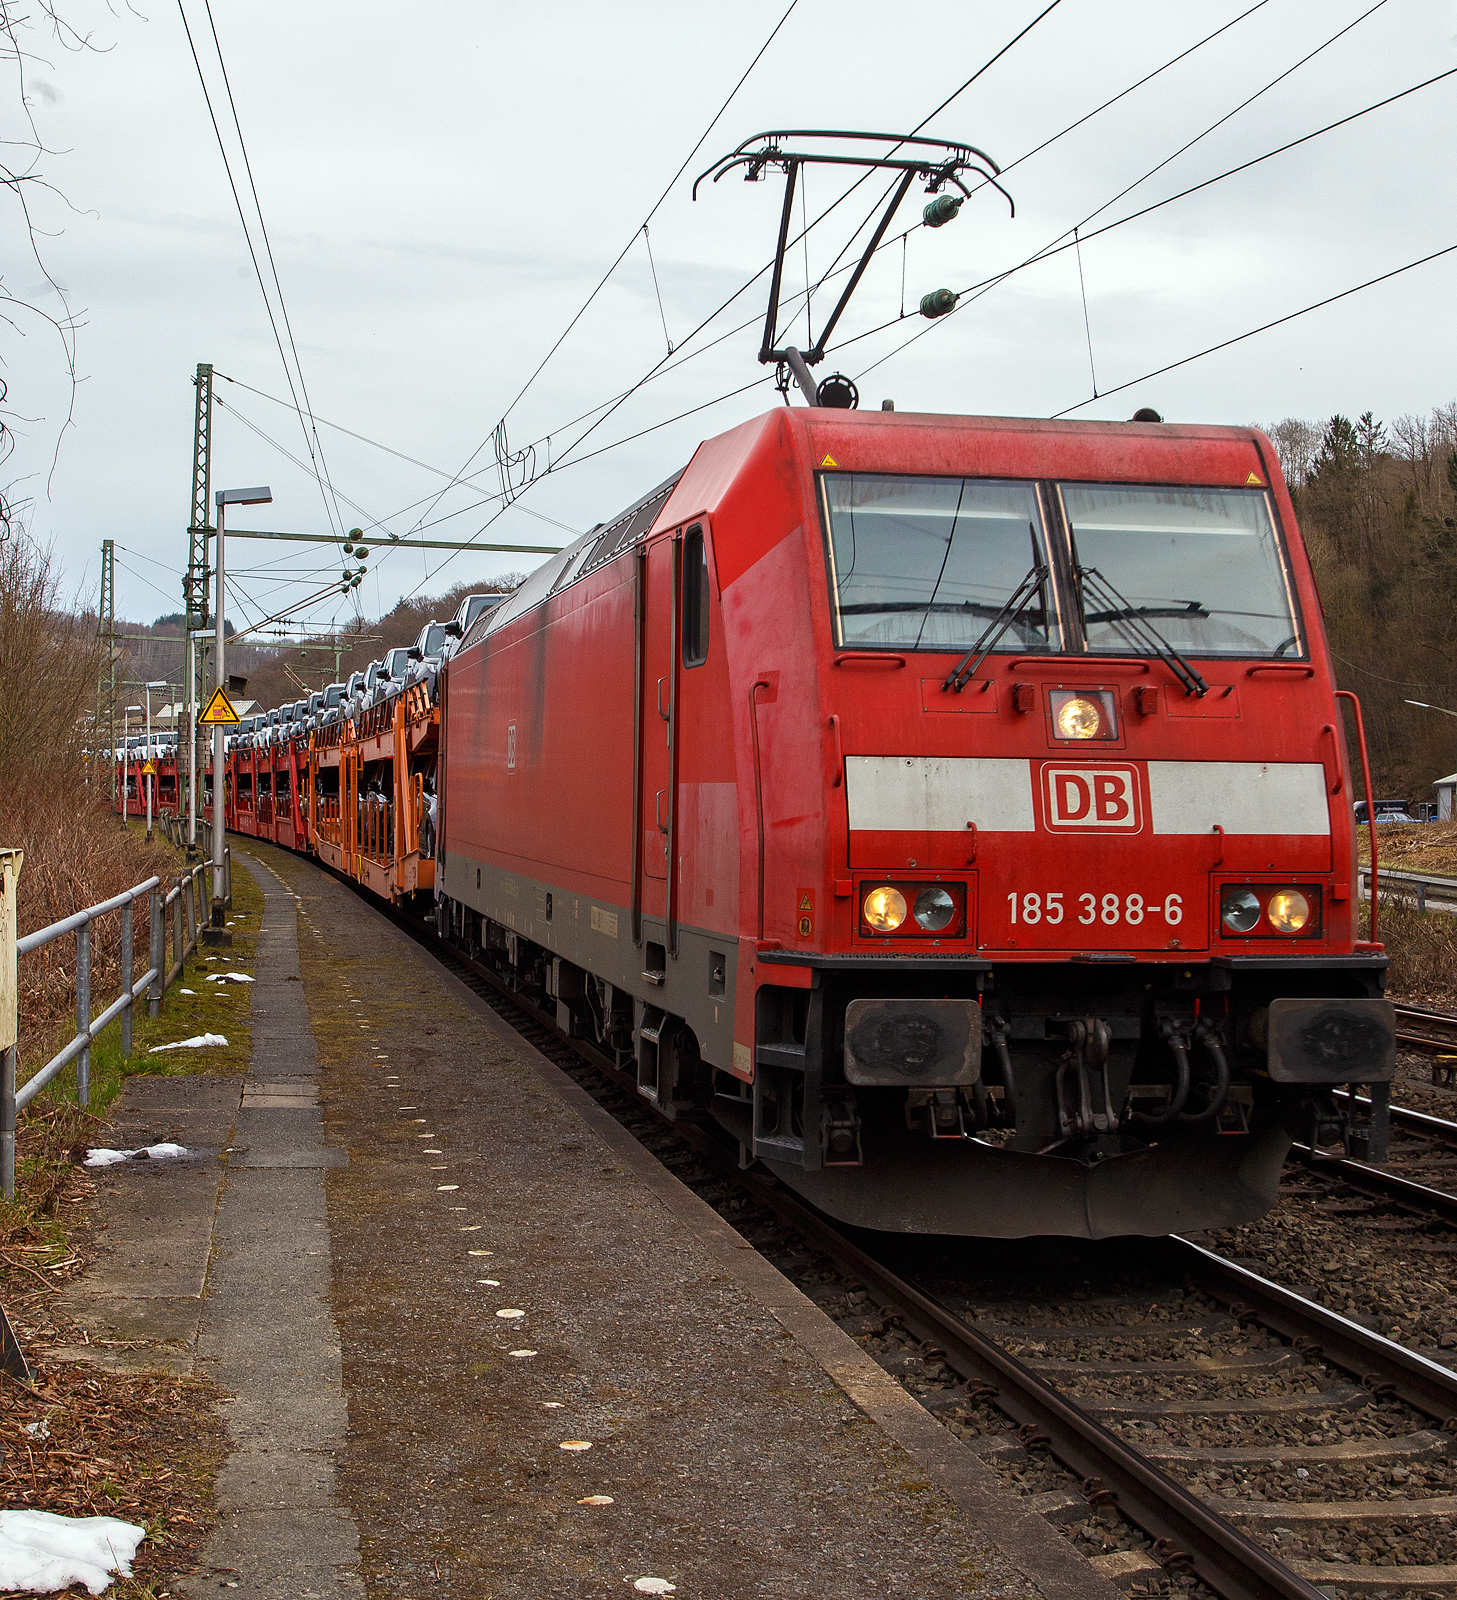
[1007,891,1183,927]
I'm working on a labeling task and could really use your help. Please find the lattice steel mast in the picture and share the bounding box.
[183,362,214,854]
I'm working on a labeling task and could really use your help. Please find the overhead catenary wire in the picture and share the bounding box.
[199,0,346,540]
[413,0,803,541]
[1048,241,1457,418]
[420,49,1450,546]
[175,0,345,545]
[846,57,1456,380]
[209,3,1074,564]
[415,0,1073,566]
[213,372,585,536]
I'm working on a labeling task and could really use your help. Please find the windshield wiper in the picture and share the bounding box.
[944,564,1048,691]
[1076,566,1209,697]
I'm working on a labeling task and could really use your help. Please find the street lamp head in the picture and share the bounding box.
[216,486,272,508]
[146,679,167,689]
[125,704,142,712]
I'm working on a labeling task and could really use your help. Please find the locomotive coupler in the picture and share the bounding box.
[821,1090,863,1167]
[1296,1091,1347,1158]
[1345,1080,1391,1163]
[1056,1018,1116,1138]
[905,1086,975,1140]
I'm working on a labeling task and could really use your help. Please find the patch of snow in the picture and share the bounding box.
[559,1440,592,1452]
[0,1508,145,1595]
[22,1420,48,1440]
[84,1144,190,1169]
[179,988,195,995]
[495,1309,524,1320]
[578,1495,614,1506]
[206,972,253,984]
[633,1580,675,1595]
[149,1033,228,1053]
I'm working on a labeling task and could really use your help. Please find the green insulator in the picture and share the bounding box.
[923,194,963,229]
[342,569,352,582]
[343,542,354,555]
[357,564,367,577]
[351,574,363,588]
[920,287,959,319]
[354,546,369,560]
[349,527,363,539]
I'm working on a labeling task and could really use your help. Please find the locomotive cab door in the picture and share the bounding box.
[639,537,673,897]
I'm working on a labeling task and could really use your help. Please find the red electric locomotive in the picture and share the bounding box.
[434,404,1395,1239]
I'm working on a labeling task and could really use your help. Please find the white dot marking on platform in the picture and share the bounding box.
[559,1440,592,1452]
[496,1308,524,1319]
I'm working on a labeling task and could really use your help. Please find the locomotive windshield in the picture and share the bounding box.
[1061,484,1301,658]
[820,472,1301,659]
[821,474,1055,650]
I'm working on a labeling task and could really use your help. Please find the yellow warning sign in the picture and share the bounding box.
[1245,472,1264,485]
[142,761,156,777]
[796,887,814,940]
[820,454,838,468]
[199,687,240,726]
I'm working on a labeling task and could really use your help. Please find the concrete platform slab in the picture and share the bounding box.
[242,839,1116,1600]
[57,1076,242,1364]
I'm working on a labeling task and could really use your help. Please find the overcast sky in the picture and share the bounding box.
[6,0,1456,632]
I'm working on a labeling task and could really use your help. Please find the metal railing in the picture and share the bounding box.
[1360,865,1457,914]
[0,844,231,1197]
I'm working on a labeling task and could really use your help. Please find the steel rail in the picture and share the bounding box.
[1292,1144,1457,1225]
[735,1178,1327,1600]
[1166,1236,1457,1425]
[1393,1002,1457,1057]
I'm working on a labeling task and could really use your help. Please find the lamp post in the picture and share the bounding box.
[123,706,141,823]
[144,680,166,841]
[211,486,272,929]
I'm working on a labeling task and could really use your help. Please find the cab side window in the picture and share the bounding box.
[682,524,710,667]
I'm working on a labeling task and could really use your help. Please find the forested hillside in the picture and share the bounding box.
[1264,405,1457,800]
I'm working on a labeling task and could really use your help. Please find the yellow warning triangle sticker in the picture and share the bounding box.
[1245,471,1264,485]
[821,454,838,468]
[199,687,240,726]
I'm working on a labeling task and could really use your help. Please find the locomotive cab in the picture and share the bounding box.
[707,409,1393,1237]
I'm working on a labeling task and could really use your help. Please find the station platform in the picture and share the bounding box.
[67,840,1116,1600]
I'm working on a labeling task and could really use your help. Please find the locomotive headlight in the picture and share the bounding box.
[913,886,957,932]
[1055,696,1103,740]
[1221,887,1262,933]
[863,885,907,932]
[1266,889,1310,934]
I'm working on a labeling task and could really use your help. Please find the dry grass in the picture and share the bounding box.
[1359,819,1457,877]
[1,533,181,1064]
[1362,894,1457,1006]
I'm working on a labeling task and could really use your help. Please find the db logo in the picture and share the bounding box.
[1041,763,1142,831]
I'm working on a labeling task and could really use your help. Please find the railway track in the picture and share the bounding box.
[347,878,1457,1600]
[1395,1005,1457,1087]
